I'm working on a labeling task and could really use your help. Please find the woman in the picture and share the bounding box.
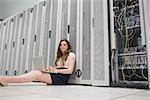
[0,39,76,86]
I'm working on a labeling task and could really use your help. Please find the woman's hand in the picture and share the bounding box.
[47,66,54,71]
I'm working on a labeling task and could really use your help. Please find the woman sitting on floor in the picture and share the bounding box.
[0,39,76,86]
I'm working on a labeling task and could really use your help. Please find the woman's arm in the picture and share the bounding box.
[56,57,76,74]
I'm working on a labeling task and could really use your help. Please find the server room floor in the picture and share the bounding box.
[0,82,149,100]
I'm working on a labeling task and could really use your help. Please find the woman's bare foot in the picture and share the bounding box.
[0,76,8,86]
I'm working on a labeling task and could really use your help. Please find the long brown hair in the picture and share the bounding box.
[55,39,71,66]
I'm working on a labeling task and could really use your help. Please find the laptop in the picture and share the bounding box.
[33,56,57,73]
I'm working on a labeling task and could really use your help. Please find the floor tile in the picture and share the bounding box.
[0,82,149,100]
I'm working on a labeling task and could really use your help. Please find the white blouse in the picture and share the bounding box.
[56,52,76,67]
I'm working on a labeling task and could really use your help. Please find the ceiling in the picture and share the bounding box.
[0,0,40,20]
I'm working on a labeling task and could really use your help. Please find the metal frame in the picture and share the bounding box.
[143,0,150,89]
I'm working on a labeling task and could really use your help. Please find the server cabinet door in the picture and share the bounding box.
[143,0,150,88]
[91,0,109,86]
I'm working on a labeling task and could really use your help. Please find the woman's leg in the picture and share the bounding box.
[0,70,52,84]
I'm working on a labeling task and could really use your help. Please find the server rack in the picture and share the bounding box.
[0,0,110,87]
[74,0,110,86]
[0,20,9,75]
[47,0,53,67]
[13,13,24,75]
[109,0,149,88]
[43,0,50,68]
[91,0,109,86]
[2,19,10,76]
[143,0,150,89]
[0,21,5,75]
[15,12,25,75]
[5,17,16,76]
[68,0,78,83]
[48,0,58,66]
[19,10,29,74]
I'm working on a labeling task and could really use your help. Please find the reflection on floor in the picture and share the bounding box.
[0,82,149,100]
